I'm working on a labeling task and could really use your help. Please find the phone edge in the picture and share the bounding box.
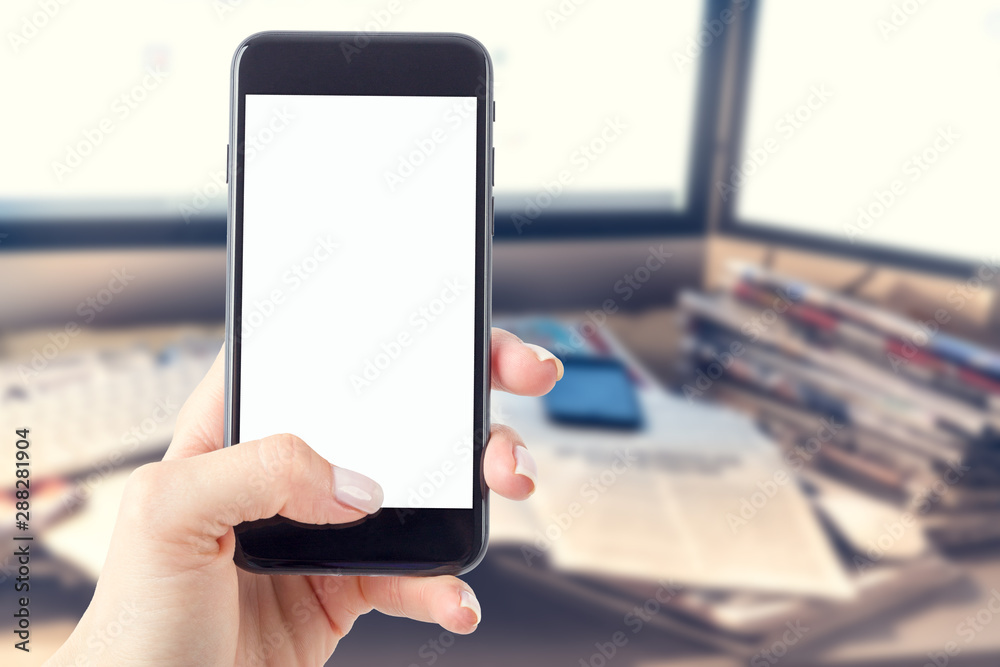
[224,31,494,576]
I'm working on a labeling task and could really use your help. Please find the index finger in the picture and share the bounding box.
[491,327,563,396]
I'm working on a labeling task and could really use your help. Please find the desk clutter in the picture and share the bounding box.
[0,325,223,578]
[493,315,974,661]
[3,310,998,662]
[679,263,1000,552]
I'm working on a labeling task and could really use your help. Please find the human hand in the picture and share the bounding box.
[45,328,561,667]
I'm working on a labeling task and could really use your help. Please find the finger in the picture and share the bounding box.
[163,345,226,461]
[483,424,536,500]
[122,434,384,553]
[491,327,563,396]
[358,576,482,635]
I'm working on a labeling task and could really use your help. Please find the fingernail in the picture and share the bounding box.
[459,590,482,625]
[513,446,538,492]
[332,466,384,514]
[525,343,564,381]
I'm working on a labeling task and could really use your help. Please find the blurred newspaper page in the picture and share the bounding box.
[501,391,854,600]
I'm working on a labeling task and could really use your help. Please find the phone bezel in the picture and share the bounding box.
[224,31,492,576]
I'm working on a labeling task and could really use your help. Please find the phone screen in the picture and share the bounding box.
[237,94,478,510]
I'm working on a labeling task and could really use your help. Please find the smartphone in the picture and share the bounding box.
[224,32,493,576]
[543,356,643,430]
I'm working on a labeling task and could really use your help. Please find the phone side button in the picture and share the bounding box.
[226,144,230,184]
[491,147,494,186]
[491,196,495,237]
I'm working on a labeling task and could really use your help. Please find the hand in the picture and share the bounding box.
[45,328,562,667]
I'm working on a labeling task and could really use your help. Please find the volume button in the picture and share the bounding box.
[491,196,495,237]
[226,144,230,184]
[491,147,495,186]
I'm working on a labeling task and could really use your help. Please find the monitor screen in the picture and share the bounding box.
[1,0,702,222]
[730,0,1000,265]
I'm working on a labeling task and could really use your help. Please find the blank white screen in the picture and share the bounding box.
[239,94,476,509]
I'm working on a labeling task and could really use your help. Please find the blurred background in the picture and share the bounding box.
[3,1,1000,665]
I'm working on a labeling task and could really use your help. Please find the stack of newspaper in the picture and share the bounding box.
[490,316,960,660]
[678,264,1000,551]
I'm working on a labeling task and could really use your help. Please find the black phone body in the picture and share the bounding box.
[224,32,492,576]
[543,356,643,430]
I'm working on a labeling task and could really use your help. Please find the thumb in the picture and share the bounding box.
[120,433,383,546]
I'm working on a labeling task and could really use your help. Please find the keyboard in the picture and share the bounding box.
[1,325,223,482]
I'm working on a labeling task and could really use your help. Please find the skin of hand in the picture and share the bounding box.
[44,328,563,667]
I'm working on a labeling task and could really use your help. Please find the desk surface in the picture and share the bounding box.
[331,546,1000,667]
[10,313,1000,666]
[18,542,1000,667]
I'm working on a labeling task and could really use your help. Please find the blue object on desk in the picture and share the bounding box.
[543,356,643,430]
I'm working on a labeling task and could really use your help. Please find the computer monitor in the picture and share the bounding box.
[720,0,1000,275]
[1,0,713,245]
